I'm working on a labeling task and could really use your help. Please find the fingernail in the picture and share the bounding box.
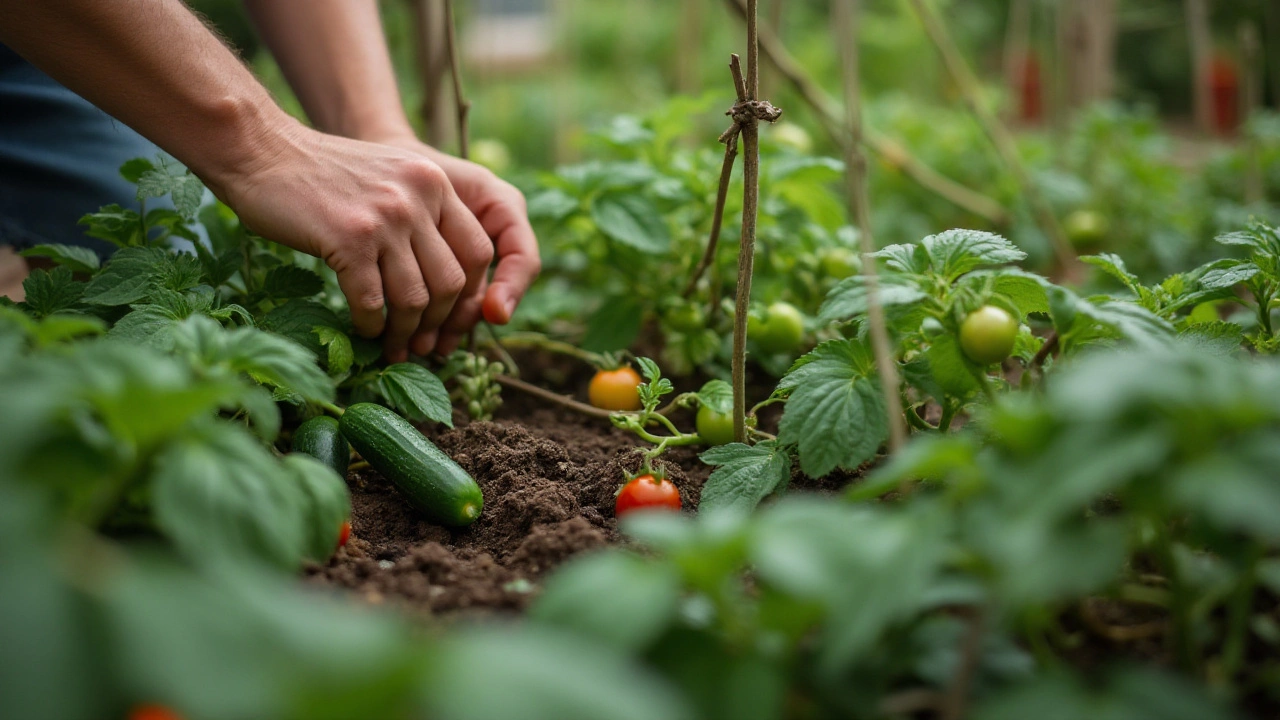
[504,296,516,319]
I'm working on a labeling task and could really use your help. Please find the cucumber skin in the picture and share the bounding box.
[339,403,483,527]
[292,416,351,480]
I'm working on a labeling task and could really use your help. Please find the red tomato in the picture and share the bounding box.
[615,474,682,518]
[128,705,184,720]
[337,520,351,549]
[588,367,643,411]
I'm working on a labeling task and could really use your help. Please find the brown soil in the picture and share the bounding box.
[306,360,857,617]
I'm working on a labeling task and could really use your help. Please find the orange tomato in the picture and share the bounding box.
[588,367,643,411]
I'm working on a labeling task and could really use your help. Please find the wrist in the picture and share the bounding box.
[189,94,306,202]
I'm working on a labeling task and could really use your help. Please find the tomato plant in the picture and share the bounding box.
[958,305,1018,365]
[695,404,735,446]
[614,474,681,518]
[589,365,643,411]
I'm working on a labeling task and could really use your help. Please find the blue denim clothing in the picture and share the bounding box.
[0,44,166,258]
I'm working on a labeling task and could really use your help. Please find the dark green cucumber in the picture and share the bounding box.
[339,403,483,526]
[292,416,351,479]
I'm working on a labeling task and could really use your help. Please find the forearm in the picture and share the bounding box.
[0,0,297,198]
[243,0,415,143]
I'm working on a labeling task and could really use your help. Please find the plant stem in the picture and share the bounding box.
[905,0,1077,273]
[318,400,346,417]
[731,37,761,446]
[834,0,906,456]
[682,133,740,300]
[443,0,470,159]
[1220,547,1262,683]
[493,374,679,420]
[485,331,602,366]
[941,609,985,720]
[723,0,1009,225]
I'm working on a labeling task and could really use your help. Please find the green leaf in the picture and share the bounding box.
[262,265,325,300]
[1081,253,1141,294]
[20,266,85,318]
[921,229,1025,280]
[1177,322,1243,356]
[81,246,166,306]
[1198,261,1260,290]
[590,192,671,254]
[28,314,106,347]
[378,363,453,426]
[699,441,793,513]
[315,327,354,376]
[137,159,205,219]
[198,246,242,287]
[156,253,204,293]
[582,296,644,353]
[260,299,345,356]
[426,625,693,720]
[526,188,580,221]
[989,269,1051,316]
[696,379,733,414]
[818,273,927,324]
[282,454,351,563]
[107,306,181,349]
[777,339,887,477]
[926,333,981,398]
[19,244,100,273]
[151,419,310,569]
[119,157,156,183]
[530,550,681,652]
[172,315,335,404]
[78,204,142,247]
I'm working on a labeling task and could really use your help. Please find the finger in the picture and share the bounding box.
[438,192,496,297]
[432,276,488,356]
[469,189,539,324]
[409,228,467,344]
[332,255,386,339]
[379,248,430,363]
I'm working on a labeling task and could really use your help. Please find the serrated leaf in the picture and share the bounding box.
[20,267,85,318]
[28,314,106,347]
[19,244,100,274]
[236,384,281,441]
[590,193,670,254]
[777,339,887,477]
[197,246,242,287]
[697,379,733,414]
[1177,322,1243,356]
[1081,253,1141,294]
[699,441,793,513]
[172,315,334,403]
[350,336,383,367]
[378,363,452,426]
[1079,300,1175,348]
[108,306,181,350]
[989,269,1051,316]
[260,299,345,355]
[582,296,643,353]
[78,204,142,247]
[152,419,309,569]
[874,243,929,274]
[119,157,156,184]
[315,327,354,376]
[137,160,204,219]
[1199,261,1260,289]
[82,246,166,306]
[818,274,927,324]
[156,253,203,293]
[262,265,324,300]
[921,229,1025,280]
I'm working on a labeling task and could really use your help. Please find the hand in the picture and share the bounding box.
[381,137,542,355]
[214,124,496,363]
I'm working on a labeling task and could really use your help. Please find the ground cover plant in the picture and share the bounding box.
[5,2,1280,719]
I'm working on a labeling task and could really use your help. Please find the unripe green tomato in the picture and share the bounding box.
[665,304,706,333]
[753,302,806,355]
[470,138,513,174]
[696,405,736,446]
[920,316,945,338]
[771,122,813,154]
[1064,209,1109,249]
[818,247,861,280]
[958,306,1018,365]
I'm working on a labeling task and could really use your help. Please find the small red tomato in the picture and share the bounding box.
[588,366,643,411]
[128,705,184,720]
[615,474,682,518]
[337,520,351,549]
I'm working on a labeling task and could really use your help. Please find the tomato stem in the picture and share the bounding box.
[318,400,346,417]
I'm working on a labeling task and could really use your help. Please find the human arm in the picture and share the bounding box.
[243,0,541,355]
[0,0,494,361]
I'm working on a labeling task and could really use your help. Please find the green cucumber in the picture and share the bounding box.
[292,415,351,479]
[339,403,483,526]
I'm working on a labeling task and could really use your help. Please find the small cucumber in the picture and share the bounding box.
[339,403,483,526]
[292,416,351,479]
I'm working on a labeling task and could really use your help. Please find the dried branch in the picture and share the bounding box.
[443,0,471,159]
[493,374,680,421]
[905,0,1077,273]
[834,0,906,455]
[683,72,746,299]
[723,0,1009,226]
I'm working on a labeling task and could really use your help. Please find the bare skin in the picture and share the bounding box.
[0,0,540,361]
